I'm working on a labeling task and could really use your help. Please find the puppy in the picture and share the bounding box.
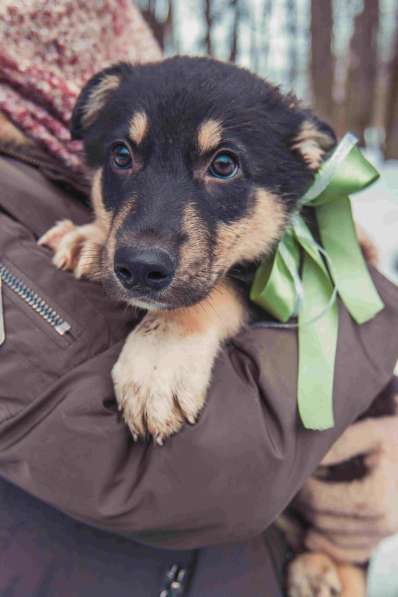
[39,56,335,444]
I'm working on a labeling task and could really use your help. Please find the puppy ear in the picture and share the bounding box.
[291,114,336,171]
[70,63,130,140]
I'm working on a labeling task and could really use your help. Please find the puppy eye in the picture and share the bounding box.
[111,142,133,170]
[208,152,239,179]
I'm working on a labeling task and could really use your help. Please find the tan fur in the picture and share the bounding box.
[39,169,111,278]
[0,112,32,146]
[173,203,210,284]
[287,553,341,597]
[287,552,366,597]
[214,187,286,273]
[292,121,334,171]
[337,563,366,597]
[38,219,106,279]
[112,280,246,443]
[41,183,279,444]
[39,132,291,446]
[197,118,223,154]
[91,169,112,232]
[81,74,121,128]
[163,279,246,337]
[129,111,149,145]
[105,199,136,271]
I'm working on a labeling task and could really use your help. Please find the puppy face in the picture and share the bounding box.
[72,57,335,310]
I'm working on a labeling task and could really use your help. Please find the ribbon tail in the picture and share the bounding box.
[298,253,338,430]
[292,216,338,430]
[250,232,300,322]
[316,196,384,324]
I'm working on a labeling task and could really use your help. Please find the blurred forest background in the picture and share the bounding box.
[137,0,398,159]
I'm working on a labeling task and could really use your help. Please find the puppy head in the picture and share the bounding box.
[72,57,335,310]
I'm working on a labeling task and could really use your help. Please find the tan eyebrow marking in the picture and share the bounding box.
[129,111,149,145]
[291,121,334,171]
[197,119,223,154]
[82,74,121,127]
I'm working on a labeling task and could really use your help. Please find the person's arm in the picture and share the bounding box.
[293,402,398,563]
[0,269,396,550]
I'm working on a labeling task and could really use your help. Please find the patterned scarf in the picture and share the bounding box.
[0,0,160,176]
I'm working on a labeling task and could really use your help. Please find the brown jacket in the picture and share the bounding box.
[0,153,398,596]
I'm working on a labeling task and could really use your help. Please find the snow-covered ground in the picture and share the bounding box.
[352,154,398,283]
[356,155,398,597]
[369,533,398,597]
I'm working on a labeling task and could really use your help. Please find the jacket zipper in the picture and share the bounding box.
[159,564,188,596]
[0,263,71,336]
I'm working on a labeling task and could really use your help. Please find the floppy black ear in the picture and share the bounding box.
[291,113,337,171]
[70,62,131,140]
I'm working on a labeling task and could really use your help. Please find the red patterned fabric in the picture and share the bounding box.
[0,0,161,174]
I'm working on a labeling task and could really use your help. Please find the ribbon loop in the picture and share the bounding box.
[250,133,384,430]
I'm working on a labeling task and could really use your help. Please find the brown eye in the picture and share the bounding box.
[208,152,239,179]
[111,142,133,170]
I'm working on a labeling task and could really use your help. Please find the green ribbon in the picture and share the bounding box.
[250,133,383,430]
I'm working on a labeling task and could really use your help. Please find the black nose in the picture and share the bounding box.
[114,247,175,291]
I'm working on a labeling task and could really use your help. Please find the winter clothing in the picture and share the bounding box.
[293,379,398,564]
[1,2,398,594]
[0,0,161,174]
[0,148,398,595]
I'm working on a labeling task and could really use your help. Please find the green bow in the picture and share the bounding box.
[250,133,383,430]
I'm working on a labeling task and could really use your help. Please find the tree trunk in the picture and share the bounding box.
[204,0,213,56]
[310,0,335,124]
[140,0,173,51]
[229,0,240,63]
[344,0,379,145]
[384,12,398,159]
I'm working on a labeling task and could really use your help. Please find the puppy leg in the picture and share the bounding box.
[337,563,366,597]
[287,552,367,597]
[39,219,106,278]
[112,280,246,443]
[286,552,342,597]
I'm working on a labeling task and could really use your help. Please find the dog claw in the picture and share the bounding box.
[155,436,164,446]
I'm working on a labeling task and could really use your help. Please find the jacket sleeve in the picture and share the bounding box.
[0,269,397,550]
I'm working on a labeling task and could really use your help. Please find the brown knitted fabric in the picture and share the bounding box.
[0,0,161,175]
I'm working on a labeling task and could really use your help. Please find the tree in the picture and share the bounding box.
[310,0,335,124]
[344,0,379,145]
[384,10,398,159]
[229,0,240,63]
[138,0,174,51]
[204,0,214,56]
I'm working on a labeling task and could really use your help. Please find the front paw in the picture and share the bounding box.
[287,553,341,597]
[112,317,218,444]
[38,220,104,279]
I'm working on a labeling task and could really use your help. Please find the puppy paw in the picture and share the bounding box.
[39,220,104,279]
[112,315,218,444]
[287,553,341,597]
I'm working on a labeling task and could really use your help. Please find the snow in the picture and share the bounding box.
[352,154,398,283]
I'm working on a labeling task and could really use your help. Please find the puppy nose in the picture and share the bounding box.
[114,247,175,291]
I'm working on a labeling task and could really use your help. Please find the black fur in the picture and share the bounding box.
[73,56,336,309]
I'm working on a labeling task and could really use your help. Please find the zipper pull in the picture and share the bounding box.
[159,565,188,596]
[0,278,5,346]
